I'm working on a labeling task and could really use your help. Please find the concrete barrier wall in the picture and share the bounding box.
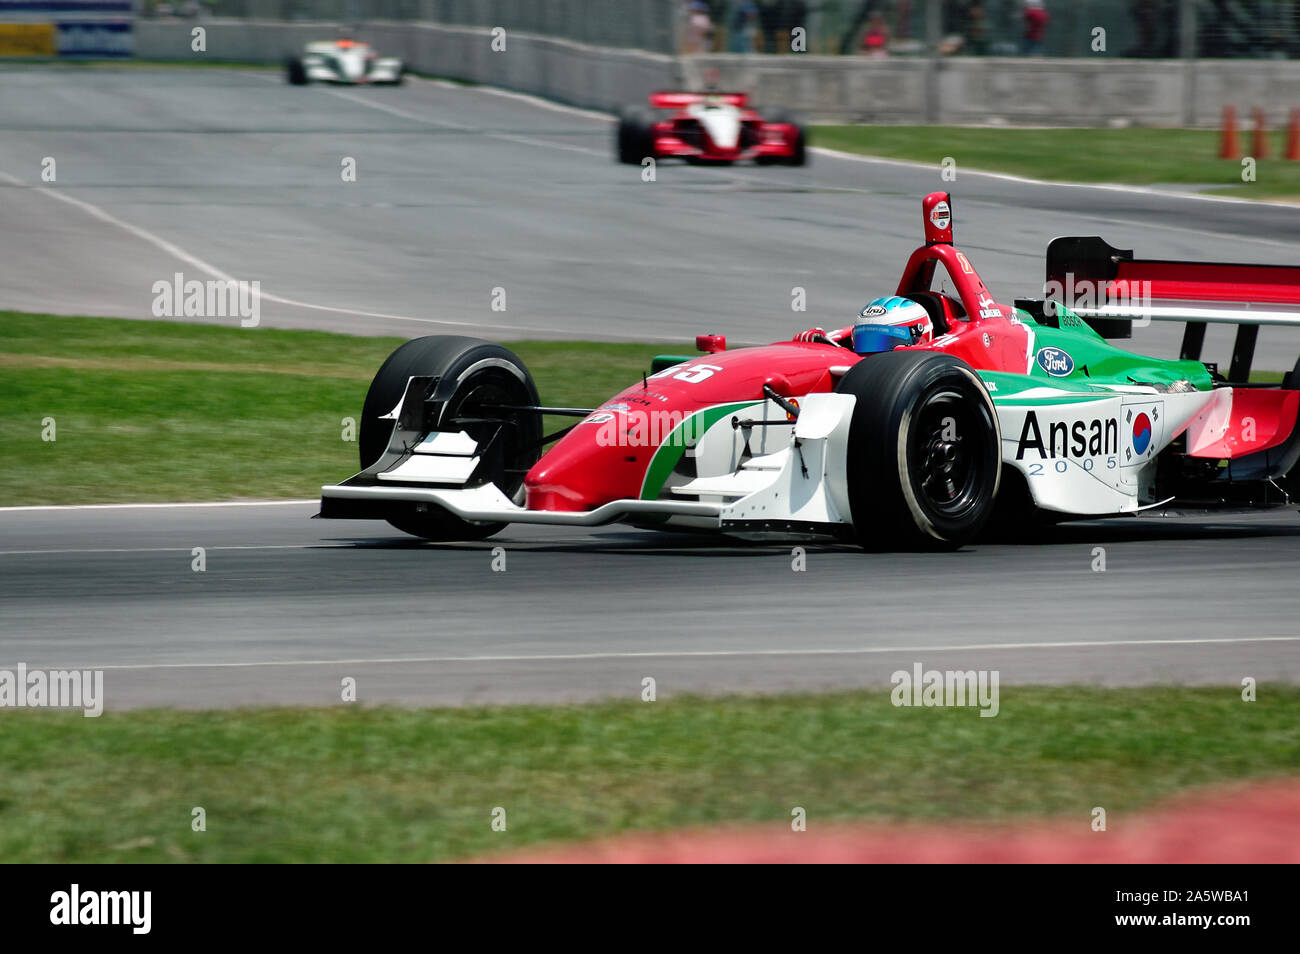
[134,19,679,114]
[135,20,1300,127]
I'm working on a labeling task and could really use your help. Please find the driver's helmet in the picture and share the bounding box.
[850,296,934,355]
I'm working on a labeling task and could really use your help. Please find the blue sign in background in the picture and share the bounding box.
[57,20,132,56]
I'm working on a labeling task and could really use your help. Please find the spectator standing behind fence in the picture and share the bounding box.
[859,11,890,57]
[682,0,715,53]
[966,2,989,55]
[729,0,759,52]
[1022,0,1049,55]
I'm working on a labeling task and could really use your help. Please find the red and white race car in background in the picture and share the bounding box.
[616,91,807,166]
[285,38,404,86]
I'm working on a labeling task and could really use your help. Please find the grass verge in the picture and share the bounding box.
[813,125,1300,200]
[0,312,672,505]
[2,687,1296,862]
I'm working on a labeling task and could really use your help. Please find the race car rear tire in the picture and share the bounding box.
[616,108,654,164]
[286,57,308,85]
[835,351,1001,550]
[360,336,543,541]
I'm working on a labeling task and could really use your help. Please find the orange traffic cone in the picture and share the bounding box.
[1220,105,1240,159]
[1253,106,1270,159]
[1286,109,1300,160]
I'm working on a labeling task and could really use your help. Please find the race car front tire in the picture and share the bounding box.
[360,336,543,541]
[836,351,1001,549]
[285,57,308,85]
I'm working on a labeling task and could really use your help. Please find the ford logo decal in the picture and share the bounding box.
[1036,347,1075,377]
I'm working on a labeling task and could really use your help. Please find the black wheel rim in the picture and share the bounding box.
[908,388,993,519]
[444,369,539,498]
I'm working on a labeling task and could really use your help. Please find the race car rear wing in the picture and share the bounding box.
[648,91,748,109]
[1038,236,1300,383]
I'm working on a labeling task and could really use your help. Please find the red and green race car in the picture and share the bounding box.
[319,192,1300,550]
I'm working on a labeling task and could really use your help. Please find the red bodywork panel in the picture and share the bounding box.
[649,91,748,109]
[1187,389,1300,458]
[1105,260,1300,305]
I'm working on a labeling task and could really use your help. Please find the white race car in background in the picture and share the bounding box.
[286,39,404,86]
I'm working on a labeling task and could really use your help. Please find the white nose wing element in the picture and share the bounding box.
[379,454,478,484]
[691,105,742,149]
[414,431,478,456]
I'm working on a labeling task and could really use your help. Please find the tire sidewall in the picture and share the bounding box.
[359,335,539,472]
[617,108,653,164]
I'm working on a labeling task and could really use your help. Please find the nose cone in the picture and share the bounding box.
[337,49,366,79]
[525,421,649,512]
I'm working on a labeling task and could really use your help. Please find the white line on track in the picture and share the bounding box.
[810,145,1300,209]
[0,169,556,334]
[27,635,1300,673]
[0,158,682,342]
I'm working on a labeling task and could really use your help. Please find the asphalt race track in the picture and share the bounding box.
[1,503,1298,708]
[4,65,1300,364]
[2,66,1299,709]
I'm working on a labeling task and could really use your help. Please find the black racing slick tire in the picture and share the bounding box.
[616,107,654,164]
[285,57,308,85]
[835,351,1001,550]
[359,336,543,542]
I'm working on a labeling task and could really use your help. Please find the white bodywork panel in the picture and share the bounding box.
[674,393,856,527]
[686,102,742,149]
[414,430,478,456]
[996,387,1218,514]
[302,42,402,84]
[378,454,477,484]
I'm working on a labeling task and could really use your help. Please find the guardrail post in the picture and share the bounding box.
[1181,0,1198,126]
[925,0,941,123]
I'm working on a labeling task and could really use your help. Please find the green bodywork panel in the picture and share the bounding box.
[982,305,1213,404]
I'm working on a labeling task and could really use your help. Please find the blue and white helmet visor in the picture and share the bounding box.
[851,323,919,354]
